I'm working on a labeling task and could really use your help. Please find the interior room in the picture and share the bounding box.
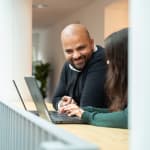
[0,0,150,150]
[32,0,128,100]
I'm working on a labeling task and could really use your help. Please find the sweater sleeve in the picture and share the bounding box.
[82,106,109,113]
[81,108,128,129]
[52,63,67,110]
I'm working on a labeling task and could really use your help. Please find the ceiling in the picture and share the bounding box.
[32,0,93,29]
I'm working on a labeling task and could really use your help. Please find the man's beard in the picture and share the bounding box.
[71,56,86,70]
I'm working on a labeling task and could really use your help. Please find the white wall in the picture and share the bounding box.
[32,28,52,63]
[0,0,32,101]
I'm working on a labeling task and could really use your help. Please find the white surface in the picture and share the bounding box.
[0,0,32,101]
[129,0,150,149]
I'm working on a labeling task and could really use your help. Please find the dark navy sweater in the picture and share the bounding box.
[52,46,107,110]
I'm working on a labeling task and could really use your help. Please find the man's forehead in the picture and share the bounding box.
[62,30,88,40]
[63,43,87,50]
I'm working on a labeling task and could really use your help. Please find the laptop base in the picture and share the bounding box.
[49,111,84,124]
[29,110,84,124]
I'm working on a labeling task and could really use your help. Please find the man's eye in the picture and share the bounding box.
[65,50,72,54]
[77,46,86,51]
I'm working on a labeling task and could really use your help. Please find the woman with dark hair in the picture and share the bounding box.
[62,28,128,128]
[105,28,128,112]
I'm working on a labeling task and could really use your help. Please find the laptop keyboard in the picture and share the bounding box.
[49,111,83,124]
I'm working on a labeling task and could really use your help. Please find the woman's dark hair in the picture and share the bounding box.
[104,28,128,112]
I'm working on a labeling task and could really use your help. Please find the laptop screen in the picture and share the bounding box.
[24,76,50,121]
[12,80,27,111]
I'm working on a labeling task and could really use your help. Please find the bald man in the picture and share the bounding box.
[52,24,107,112]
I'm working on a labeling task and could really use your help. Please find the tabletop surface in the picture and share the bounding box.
[12,100,128,150]
[58,124,128,150]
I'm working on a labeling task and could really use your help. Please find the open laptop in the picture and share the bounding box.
[13,77,83,124]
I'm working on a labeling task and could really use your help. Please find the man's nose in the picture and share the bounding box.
[72,51,81,59]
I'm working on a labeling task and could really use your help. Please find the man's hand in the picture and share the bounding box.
[58,96,75,113]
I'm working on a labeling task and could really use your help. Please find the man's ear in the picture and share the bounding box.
[91,38,94,50]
